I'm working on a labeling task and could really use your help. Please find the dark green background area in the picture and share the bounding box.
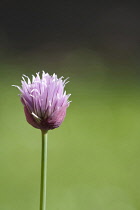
[1,2,140,210]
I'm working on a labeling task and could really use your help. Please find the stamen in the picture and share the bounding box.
[31,112,41,120]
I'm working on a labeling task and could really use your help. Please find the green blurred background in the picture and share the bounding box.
[1,2,140,210]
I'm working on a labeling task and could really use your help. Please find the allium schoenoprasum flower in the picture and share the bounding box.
[13,71,71,131]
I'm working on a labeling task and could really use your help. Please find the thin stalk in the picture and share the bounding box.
[40,130,48,210]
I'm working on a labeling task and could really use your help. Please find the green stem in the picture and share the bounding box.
[40,130,48,210]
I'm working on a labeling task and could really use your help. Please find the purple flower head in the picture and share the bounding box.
[13,71,71,131]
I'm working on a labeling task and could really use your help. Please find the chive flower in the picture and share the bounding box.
[13,71,71,131]
[13,71,71,210]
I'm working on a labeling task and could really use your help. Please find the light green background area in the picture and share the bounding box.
[0,50,140,210]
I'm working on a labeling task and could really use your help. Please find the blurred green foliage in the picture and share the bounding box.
[0,49,140,210]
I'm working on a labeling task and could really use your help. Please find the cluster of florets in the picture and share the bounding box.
[13,71,71,131]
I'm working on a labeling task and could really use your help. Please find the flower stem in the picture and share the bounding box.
[40,130,48,210]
